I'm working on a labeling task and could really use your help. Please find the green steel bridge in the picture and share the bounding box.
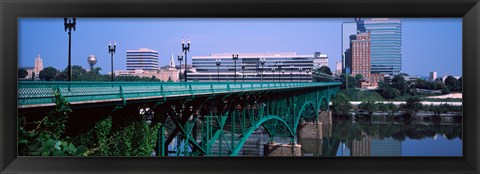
[18,81,341,156]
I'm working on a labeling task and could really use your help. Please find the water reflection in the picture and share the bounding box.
[239,117,462,156]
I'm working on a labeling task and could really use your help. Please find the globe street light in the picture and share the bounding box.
[64,18,76,81]
[241,62,246,82]
[216,58,221,82]
[108,40,116,81]
[232,53,239,82]
[259,58,266,83]
[181,37,190,82]
[177,53,183,82]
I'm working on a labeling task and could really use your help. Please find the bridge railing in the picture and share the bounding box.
[18,81,341,107]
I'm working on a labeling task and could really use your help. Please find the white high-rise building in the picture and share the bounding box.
[126,48,159,73]
[336,61,343,76]
[313,52,328,69]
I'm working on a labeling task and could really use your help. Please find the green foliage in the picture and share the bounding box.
[95,117,112,155]
[381,87,401,99]
[339,73,359,89]
[331,92,352,116]
[318,66,333,75]
[441,86,451,94]
[18,87,85,156]
[39,66,58,81]
[445,76,461,91]
[415,79,439,90]
[18,68,28,78]
[358,100,377,116]
[402,97,423,116]
[391,75,409,95]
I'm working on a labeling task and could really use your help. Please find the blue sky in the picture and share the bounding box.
[18,18,462,77]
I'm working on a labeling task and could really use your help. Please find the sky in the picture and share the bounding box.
[18,18,462,77]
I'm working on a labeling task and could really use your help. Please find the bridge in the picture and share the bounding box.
[18,81,341,156]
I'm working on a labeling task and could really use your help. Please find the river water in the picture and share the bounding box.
[237,117,462,157]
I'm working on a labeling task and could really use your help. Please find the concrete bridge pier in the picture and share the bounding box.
[263,141,302,156]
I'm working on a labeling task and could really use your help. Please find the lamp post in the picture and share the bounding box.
[277,62,282,82]
[181,37,190,82]
[177,53,183,82]
[299,68,303,82]
[260,58,265,83]
[108,40,116,81]
[306,69,310,83]
[64,18,76,81]
[290,65,294,82]
[232,53,239,82]
[216,58,221,82]
[241,62,246,82]
[272,67,276,82]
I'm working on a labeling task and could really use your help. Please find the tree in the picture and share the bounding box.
[18,68,28,78]
[458,76,462,91]
[39,67,58,81]
[390,75,409,95]
[318,66,332,75]
[441,86,451,95]
[377,102,388,113]
[403,97,423,116]
[445,76,460,91]
[381,87,400,99]
[386,102,398,117]
[66,65,87,81]
[313,66,333,82]
[354,74,364,81]
[331,92,352,116]
[167,77,174,82]
[358,100,377,116]
[340,73,358,89]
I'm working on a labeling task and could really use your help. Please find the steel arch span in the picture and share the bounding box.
[18,82,341,156]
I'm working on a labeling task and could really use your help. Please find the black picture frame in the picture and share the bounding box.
[1,0,479,173]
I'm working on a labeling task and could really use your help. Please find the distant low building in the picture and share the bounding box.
[429,71,437,81]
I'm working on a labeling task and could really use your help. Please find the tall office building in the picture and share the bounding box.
[341,21,358,71]
[190,52,314,82]
[350,32,371,77]
[126,48,159,73]
[313,52,328,69]
[362,18,402,75]
[342,18,402,76]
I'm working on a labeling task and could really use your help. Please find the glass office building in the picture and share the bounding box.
[362,18,402,75]
[189,52,314,82]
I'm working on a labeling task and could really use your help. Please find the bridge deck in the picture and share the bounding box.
[18,81,341,108]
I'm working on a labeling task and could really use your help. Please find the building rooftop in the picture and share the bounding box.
[193,52,314,59]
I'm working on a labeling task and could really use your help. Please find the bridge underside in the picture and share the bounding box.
[19,83,339,156]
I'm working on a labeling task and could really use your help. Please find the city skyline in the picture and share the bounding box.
[18,18,462,77]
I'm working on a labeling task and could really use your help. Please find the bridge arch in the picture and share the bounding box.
[230,115,294,156]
